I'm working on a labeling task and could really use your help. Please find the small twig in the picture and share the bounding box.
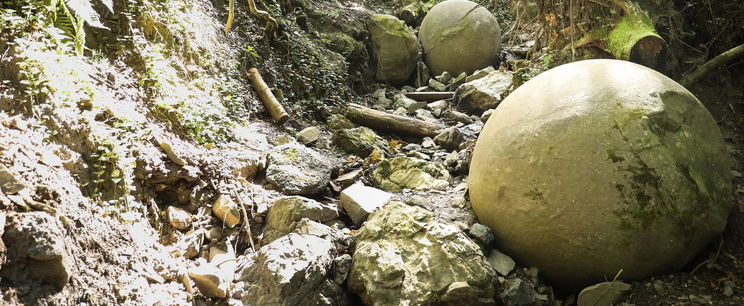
[589,269,625,306]
[230,187,255,252]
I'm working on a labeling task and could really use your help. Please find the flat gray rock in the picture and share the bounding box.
[488,249,516,276]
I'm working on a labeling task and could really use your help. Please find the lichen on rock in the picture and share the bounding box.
[371,156,450,191]
[349,202,496,305]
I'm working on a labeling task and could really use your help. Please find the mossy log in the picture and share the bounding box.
[605,0,665,67]
[345,103,445,137]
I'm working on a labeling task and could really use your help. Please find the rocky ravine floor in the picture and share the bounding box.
[1,0,743,305]
[3,58,743,305]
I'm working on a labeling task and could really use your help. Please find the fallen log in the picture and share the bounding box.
[246,68,289,124]
[404,92,455,102]
[681,44,744,87]
[549,0,665,68]
[345,103,445,137]
[605,0,665,68]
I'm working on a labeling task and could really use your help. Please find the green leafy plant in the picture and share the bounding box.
[83,141,128,200]
[48,0,111,55]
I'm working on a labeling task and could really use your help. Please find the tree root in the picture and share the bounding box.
[224,0,278,35]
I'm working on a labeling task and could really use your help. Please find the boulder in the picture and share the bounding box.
[0,164,25,194]
[450,72,468,89]
[499,278,540,306]
[433,127,466,151]
[334,168,363,188]
[428,78,447,92]
[266,196,339,231]
[419,0,502,76]
[349,202,496,305]
[328,114,355,131]
[212,194,241,228]
[469,59,733,290]
[167,206,193,230]
[487,249,516,276]
[456,71,513,114]
[332,127,386,157]
[2,212,74,289]
[263,196,339,244]
[291,219,343,243]
[297,126,321,145]
[468,223,494,247]
[442,109,474,124]
[340,184,393,225]
[415,109,437,122]
[232,234,345,305]
[266,143,332,195]
[392,94,427,114]
[427,100,449,117]
[371,156,450,192]
[332,254,352,285]
[368,14,418,84]
[465,66,497,83]
[189,263,230,298]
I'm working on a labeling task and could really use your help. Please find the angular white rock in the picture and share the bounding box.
[340,184,392,225]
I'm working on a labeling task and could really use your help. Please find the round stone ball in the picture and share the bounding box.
[419,0,502,76]
[469,59,732,291]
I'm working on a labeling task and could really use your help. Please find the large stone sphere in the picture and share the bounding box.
[419,0,502,76]
[469,59,732,291]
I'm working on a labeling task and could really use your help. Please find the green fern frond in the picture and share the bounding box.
[48,0,111,55]
[53,0,76,38]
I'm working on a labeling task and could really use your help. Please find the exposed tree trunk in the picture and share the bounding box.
[345,103,445,137]
[246,68,289,124]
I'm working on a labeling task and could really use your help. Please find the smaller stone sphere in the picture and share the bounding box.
[419,0,502,76]
[469,59,732,291]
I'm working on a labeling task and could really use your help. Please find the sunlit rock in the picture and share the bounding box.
[469,59,732,290]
